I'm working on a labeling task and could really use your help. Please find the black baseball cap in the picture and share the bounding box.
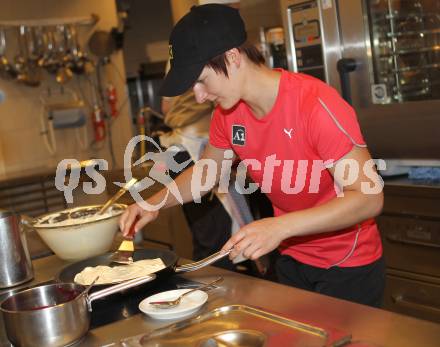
[160,4,247,97]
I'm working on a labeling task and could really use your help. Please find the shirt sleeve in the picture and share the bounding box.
[307,84,366,163]
[209,108,231,149]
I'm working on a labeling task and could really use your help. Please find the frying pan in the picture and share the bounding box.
[57,248,230,286]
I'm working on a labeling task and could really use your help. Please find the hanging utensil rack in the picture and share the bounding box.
[0,14,99,28]
[0,14,99,87]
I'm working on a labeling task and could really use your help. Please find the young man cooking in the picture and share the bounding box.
[120,4,385,307]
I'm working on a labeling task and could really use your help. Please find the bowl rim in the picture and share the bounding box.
[32,203,127,230]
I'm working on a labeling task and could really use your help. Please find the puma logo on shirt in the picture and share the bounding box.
[284,128,293,139]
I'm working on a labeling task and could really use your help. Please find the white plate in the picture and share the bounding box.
[139,289,208,320]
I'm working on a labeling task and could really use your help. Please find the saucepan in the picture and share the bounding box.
[0,274,156,347]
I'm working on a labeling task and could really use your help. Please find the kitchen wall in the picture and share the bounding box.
[239,0,282,43]
[0,0,133,177]
[123,0,173,77]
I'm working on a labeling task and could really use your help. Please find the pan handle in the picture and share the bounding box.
[87,274,156,311]
[175,250,231,273]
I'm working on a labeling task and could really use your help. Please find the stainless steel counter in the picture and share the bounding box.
[1,255,440,347]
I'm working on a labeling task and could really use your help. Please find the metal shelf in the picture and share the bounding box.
[394,62,440,73]
[379,45,440,57]
[402,79,440,88]
[387,27,440,38]
[0,14,99,28]
[372,11,439,26]
[385,11,439,21]
[391,79,440,100]
[379,62,440,75]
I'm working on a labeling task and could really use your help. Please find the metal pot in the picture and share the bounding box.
[0,274,155,347]
[0,210,33,289]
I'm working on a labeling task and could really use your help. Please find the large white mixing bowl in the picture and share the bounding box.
[32,204,126,261]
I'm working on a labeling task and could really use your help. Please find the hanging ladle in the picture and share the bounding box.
[0,28,16,80]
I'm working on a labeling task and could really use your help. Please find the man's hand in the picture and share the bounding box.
[119,203,159,237]
[221,217,287,261]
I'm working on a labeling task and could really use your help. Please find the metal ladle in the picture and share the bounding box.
[38,27,59,74]
[55,25,72,84]
[0,28,16,80]
[15,25,41,87]
[67,24,93,75]
[23,26,42,86]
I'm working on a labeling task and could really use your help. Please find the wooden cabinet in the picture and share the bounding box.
[377,178,440,323]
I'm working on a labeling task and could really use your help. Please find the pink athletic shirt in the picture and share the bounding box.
[209,69,382,268]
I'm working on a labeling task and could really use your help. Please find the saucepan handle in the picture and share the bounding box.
[87,274,156,311]
[175,250,231,273]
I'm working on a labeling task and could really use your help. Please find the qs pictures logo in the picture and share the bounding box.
[54,136,386,209]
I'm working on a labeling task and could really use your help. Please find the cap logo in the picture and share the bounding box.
[169,45,174,60]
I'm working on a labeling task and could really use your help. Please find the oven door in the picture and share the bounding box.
[281,0,440,159]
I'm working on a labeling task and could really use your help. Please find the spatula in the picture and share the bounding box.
[110,218,138,265]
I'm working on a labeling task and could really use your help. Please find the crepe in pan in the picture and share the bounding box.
[74,258,166,285]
